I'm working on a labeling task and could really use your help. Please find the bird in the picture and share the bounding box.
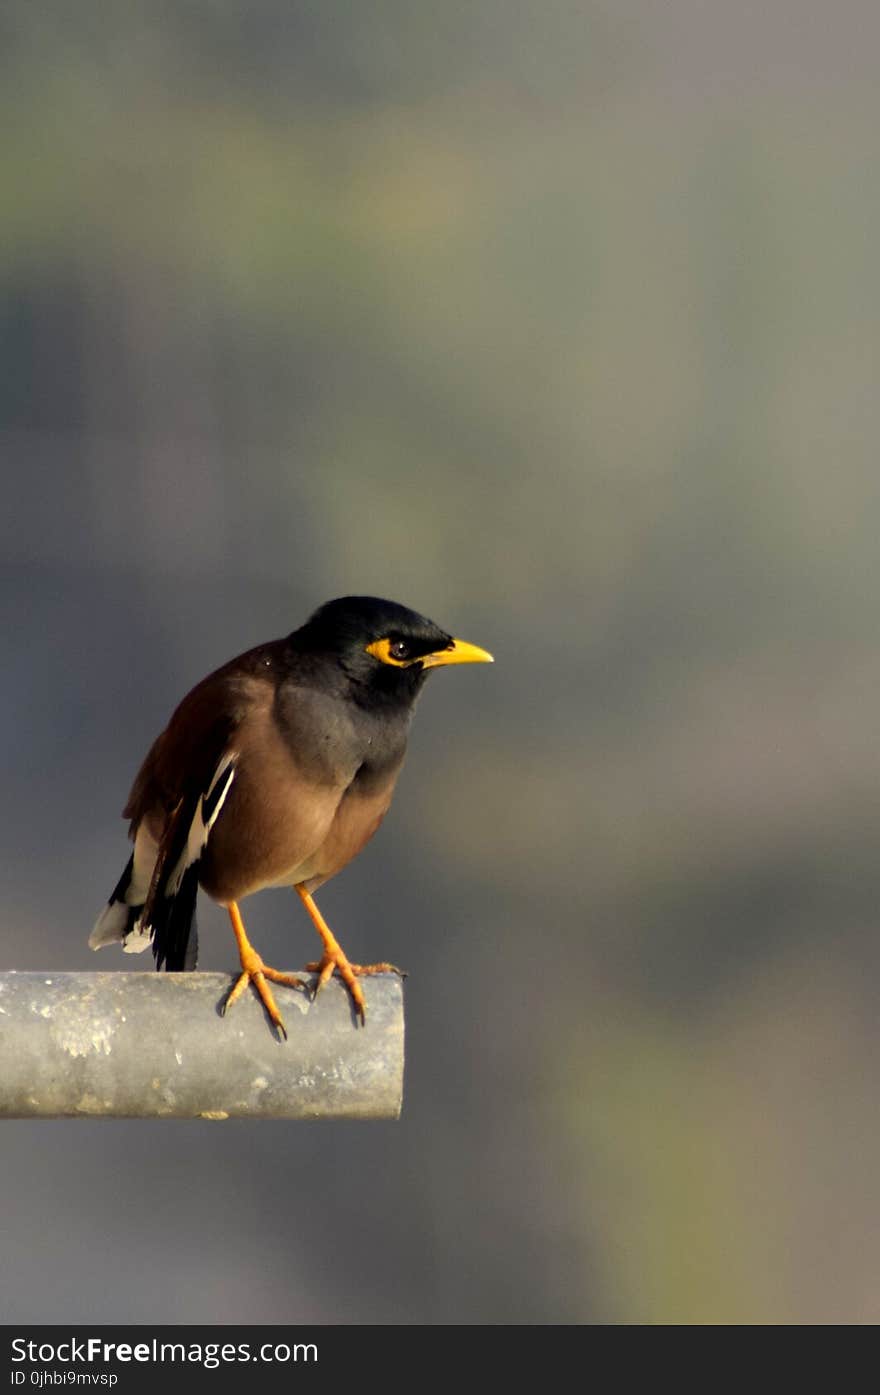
[90,595,493,1037]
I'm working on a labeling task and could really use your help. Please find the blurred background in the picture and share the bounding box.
[3,0,880,1325]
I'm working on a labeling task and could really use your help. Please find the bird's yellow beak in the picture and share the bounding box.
[421,638,494,669]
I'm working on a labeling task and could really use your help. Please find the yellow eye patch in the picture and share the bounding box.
[366,637,414,667]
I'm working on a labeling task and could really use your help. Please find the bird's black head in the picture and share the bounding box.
[291,596,492,705]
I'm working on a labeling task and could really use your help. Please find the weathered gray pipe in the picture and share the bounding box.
[0,972,404,1119]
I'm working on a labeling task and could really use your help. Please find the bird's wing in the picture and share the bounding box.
[123,657,277,970]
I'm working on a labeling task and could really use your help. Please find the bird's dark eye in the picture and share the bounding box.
[389,639,411,662]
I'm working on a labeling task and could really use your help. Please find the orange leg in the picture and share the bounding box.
[294,884,403,1025]
[221,900,305,1040]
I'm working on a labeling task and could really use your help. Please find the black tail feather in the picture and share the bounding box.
[151,861,200,971]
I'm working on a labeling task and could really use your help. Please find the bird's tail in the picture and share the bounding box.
[90,853,151,952]
[90,826,200,972]
[147,861,200,972]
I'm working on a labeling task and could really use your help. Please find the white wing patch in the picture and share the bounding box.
[166,754,237,896]
[203,753,238,830]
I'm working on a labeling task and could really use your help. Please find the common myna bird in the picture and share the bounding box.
[90,596,493,1037]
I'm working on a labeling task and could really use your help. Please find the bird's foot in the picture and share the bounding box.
[221,947,305,1041]
[223,900,306,1040]
[304,952,405,1025]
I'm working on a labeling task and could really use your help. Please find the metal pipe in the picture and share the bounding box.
[0,972,404,1119]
